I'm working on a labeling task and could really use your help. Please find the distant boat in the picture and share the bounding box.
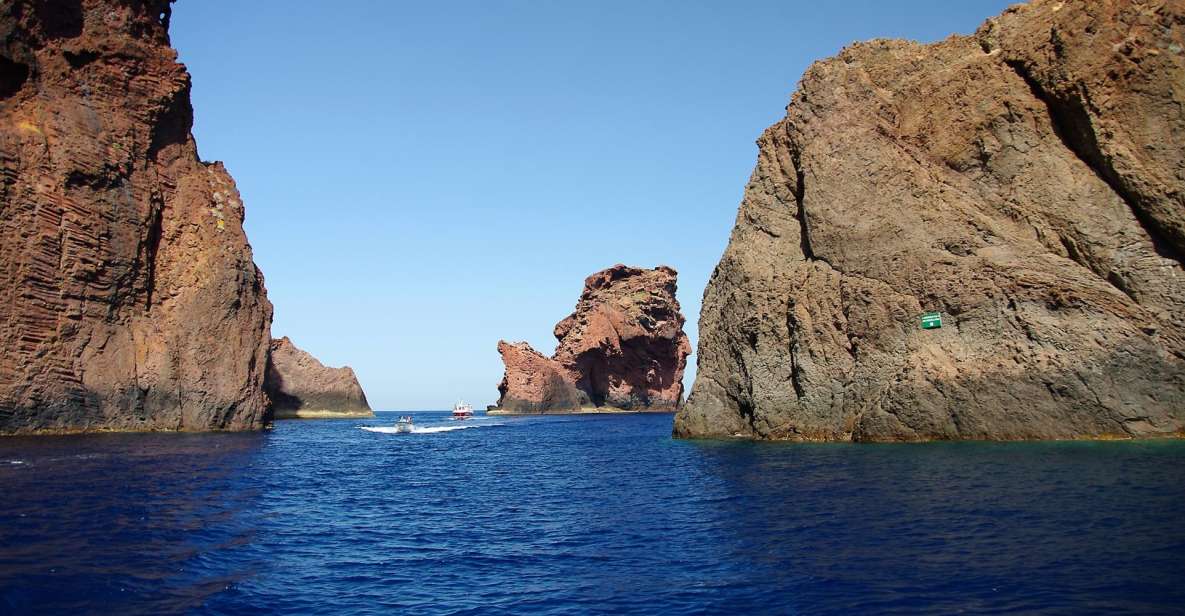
[451,401,474,420]
[394,415,414,433]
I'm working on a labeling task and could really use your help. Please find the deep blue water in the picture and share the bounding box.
[1,412,1183,615]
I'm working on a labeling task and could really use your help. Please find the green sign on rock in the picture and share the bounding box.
[921,312,942,330]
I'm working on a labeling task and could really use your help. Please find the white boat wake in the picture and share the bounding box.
[360,423,500,435]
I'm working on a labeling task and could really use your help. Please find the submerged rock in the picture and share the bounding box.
[265,337,372,419]
[676,0,1185,441]
[0,1,272,434]
[494,265,691,413]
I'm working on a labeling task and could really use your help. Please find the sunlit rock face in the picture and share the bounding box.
[495,265,691,414]
[676,0,1185,441]
[0,1,272,434]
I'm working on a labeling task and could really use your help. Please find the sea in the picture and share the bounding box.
[1,411,1183,615]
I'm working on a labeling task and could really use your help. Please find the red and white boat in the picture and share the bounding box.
[451,401,474,420]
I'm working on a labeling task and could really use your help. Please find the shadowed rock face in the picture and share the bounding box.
[264,337,372,419]
[0,1,272,434]
[676,0,1185,441]
[495,265,692,413]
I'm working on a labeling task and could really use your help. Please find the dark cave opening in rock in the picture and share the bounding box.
[0,56,30,99]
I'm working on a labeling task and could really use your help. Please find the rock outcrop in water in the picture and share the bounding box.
[264,337,372,419]
[676,0,1185,441]
[494,265,691,413]
[0,1,272,434]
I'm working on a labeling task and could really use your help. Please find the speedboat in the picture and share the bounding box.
[451,401,473,420]
[394,415,414,433]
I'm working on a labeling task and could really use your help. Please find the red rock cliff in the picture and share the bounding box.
[495,265,691,413]
[0,1,272,434]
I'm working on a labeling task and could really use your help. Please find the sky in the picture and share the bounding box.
[170,0,1014,411]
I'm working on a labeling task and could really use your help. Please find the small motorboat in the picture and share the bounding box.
[451,401,474,420]
[394,415,414,433]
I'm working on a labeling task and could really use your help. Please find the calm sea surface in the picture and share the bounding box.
[1,412,1183,615]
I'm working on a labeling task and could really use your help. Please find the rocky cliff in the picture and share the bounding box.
[0,1,272,434]
[494,265,691,413]
[264,337,372,419]
[676,0,1185,441]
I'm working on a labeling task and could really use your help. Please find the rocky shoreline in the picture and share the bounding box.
[271,409,376,420]
[486,406,678,416]
[3,0,1182,441]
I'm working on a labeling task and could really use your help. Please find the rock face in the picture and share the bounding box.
[0,1,272,434]
[676,0,1185,441]
[495,265,691,413]
[494,340,585,413]
[264,337,372,419]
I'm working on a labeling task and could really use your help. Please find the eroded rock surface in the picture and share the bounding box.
[264,337,372,419]
[495,265,691,413]
[0,1,272,434]
[676,0,1185,441]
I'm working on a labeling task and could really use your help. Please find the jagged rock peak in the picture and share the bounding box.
[495,264,691,414]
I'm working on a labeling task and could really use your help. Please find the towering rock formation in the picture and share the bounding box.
[494,265,692,413]
[0,1,272,434]
[264,337,372,419]
[676,0,1185,441]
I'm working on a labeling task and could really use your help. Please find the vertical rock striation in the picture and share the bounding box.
[0,1,272,434]
[264,337,373,419]
[676,0,1185,441]
[494,265,692,413]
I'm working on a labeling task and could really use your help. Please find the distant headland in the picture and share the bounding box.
[265,337,373,420]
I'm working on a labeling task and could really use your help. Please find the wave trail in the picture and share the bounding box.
[359,423,501,435]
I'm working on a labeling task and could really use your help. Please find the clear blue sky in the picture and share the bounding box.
[170,0,1013,411]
